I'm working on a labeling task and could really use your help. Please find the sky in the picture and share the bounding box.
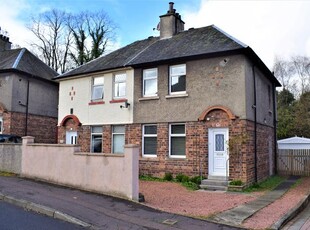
[0,0,310,70]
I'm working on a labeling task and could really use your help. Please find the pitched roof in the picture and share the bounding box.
[278,136,310,144]
[56,25,280,86]
[0,48,58,81]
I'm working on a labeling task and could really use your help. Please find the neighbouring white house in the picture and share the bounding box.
[278,136,310,150]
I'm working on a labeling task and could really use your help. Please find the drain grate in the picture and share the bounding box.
[162,219,178,225]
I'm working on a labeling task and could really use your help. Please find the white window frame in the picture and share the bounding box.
[91,77,104,100]
[0,117,3,134]
[112,125,125,154]
[169,64,186,95]
[169,123,186,158]
[91,126,103,153]
[142,124,157,158]
[143,68,158,97]
[113,73,126,98]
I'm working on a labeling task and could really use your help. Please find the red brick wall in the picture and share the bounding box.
[56,110,275,185]
[2,111,57,143]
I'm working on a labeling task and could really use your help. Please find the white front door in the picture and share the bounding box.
[66,131,77,144]
[208,128,229,177]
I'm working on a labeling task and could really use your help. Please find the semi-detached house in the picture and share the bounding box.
[55,3,281,186]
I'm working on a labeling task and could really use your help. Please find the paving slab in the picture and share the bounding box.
[209,177,299,227]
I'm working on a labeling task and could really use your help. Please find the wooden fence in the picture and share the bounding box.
[277,149,310,176]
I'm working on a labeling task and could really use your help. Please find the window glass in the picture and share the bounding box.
[143,68,157,96]
[170,124,186,157]
[215,134,224,151]
[91,77,104,100]
[114,73,126,98]
[91,126,102,153]
[112,125,125,154]
[143,125,157,156]
[170,64,186,94]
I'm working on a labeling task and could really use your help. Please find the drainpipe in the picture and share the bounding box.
[272,82,277,174]
[25,79,30,136]
[252,65,258,183]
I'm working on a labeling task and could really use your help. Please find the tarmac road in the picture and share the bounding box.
[0,201,84,230]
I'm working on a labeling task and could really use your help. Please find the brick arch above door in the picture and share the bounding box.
[60,115,82,127]
[198,105,237,121]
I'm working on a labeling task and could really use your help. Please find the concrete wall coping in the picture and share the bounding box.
[74,153,125,158]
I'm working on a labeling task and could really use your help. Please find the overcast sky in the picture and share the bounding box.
[1,0,310,70]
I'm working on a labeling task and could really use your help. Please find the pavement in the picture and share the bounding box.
[0,175,309,230]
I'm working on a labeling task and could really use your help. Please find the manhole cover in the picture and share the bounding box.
[162,219,178,225]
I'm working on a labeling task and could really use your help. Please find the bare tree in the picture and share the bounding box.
[273,56,295,90]
[28,9,115,73]
[291,55,310,94]
[28,10,72,73]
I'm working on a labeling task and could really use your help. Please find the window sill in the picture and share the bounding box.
[166,156,187,160]
[88,101,105,105]
[109,99,127,103]
[139,156,159,161]
[165,93,188,99]
[138,96,159,101]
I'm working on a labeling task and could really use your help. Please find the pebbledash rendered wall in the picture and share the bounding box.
[21,136,139,201]
[0,143,22,174]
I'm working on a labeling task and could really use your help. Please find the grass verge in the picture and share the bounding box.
[0,171,16,177]
[244,175,285,193]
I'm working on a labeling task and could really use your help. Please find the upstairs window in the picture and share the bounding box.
[143,68,158,97]
[91,77,104,100]
[91,126,102,153]
[114,73,126,98]
[169,64,186,94]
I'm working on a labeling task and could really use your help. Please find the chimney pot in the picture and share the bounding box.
[169,2,174,13]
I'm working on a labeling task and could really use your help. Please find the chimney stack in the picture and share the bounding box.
[159,2,185,39]
[0,28,12,51]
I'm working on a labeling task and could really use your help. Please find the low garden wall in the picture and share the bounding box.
[21,136,139,201]
[0,143,22,174]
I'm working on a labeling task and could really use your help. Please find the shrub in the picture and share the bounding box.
[176,173,185,182]
[229,180,243,186]
[163,172,173,181]
[190,176,203,185]
[181,175,190,183]
[182,181,199,190]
